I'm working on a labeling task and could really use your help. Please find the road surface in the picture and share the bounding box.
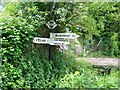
[77,58,119,67]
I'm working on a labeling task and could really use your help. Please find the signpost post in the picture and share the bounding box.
[46,20,57,61]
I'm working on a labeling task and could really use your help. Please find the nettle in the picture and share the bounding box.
[0,17,35,62]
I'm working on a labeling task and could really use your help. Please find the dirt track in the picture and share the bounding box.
[77,58,119,67]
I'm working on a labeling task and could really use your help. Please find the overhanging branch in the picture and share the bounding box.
[60,13,80,30]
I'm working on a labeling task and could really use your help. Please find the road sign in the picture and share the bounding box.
[33,37,49,44]
[50,33,79,39]
[33,33,79,45]
[33,37,69,45]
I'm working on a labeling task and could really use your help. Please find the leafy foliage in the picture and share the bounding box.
[96,69,119,88]
[0,17,35,62]
[1,49,76,88]
[1,1,119,89]
[86,2,120,57]
[57,61,97,88]
[2,50,119,88]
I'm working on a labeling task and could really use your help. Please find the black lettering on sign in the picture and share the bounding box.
[42,40,46,42]
[72,35,75,37]
[38,39,41,41]
[55,34,58,37]
[36,39,46,42]
[54,43,59,45]
[55,34,70,37]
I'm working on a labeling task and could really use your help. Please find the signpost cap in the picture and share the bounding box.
[46,20,57,29]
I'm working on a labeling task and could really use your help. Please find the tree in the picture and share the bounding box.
[87,2,120,56]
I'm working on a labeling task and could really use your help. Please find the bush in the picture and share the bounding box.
[0,16,35,62]
[1,49,77,88]
[56,59,98,88]
[1,62,25,88]
[96,69,119,88]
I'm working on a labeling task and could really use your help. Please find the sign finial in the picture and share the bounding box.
[46,20,57,29]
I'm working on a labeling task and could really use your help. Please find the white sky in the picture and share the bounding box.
[0,5,3,10]
[0,5,4,15]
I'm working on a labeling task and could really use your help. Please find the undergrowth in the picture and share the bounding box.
[1,49,119,88]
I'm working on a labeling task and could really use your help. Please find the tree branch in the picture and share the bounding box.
[60,13,80,30]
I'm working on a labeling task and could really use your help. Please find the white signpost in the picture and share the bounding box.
[50,33,79,39]
[33,33,79,45]
[33,37,70,45]
[33,20,79,61]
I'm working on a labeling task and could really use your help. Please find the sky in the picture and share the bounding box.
[0,0,4,15]
[0,5,3,10]
[0,5,4,15]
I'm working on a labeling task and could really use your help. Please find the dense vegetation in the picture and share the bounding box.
[1,50,119,88]
[0,1,119,89]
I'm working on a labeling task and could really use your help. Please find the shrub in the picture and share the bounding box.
[56,60,98,88]
[1,62,25,88]
[1,49,77,88]
[96,69,119,88]
[0,16,35,62]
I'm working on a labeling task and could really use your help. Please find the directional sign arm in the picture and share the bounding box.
[50,33,79,39]
[33,37,50,44]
